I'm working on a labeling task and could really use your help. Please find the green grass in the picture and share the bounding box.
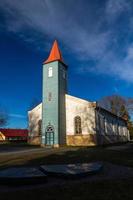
[0,144,133,169]
[0,141,40,148]
[0,143,133,169]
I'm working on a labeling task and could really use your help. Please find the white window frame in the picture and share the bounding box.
[105,118,108,134]
[48,67,53,77]
[112,120,115,132]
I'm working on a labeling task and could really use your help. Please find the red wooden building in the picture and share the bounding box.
[0,129,28,141]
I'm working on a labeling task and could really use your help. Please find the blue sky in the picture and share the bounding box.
[0,0,133,128]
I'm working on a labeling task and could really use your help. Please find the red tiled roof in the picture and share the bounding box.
[0,129,28,137]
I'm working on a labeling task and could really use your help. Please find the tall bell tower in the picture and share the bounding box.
[42,40,67,147]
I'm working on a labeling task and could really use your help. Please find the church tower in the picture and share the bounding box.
[42,40,67,147]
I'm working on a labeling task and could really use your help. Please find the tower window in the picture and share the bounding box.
[48,92,52,101]
[63,69,66,79]
[74,116,82,134]
[48,67,53,77]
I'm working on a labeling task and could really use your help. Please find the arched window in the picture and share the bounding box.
[74,116,82,134]
[38,120,42,136]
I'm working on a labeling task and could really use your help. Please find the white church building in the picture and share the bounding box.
[28,41,129,147]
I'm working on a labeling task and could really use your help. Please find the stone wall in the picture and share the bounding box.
[67,134,97,146]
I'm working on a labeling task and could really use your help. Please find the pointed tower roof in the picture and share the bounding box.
[44,40,64,64]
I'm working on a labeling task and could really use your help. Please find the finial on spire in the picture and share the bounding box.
[44,40,64,64]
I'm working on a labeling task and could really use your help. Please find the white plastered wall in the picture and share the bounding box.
[28,103,42,137]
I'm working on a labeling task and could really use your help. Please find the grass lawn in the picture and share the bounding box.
[0,142,133,200]
[0,143,133,169]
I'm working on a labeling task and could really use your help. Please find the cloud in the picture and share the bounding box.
[9,114,26,119]
[0,0,111,57]
[113,87,119,93]
[80,43,133,83]
[126,46,133,60]
[105,0,131,20]
[0,0,133,83]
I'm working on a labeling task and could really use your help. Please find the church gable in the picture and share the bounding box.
[65,94,96,107]
[65,94,97,136]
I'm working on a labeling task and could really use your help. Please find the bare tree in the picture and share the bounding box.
[98,95,133,120]
[0,105,8,127]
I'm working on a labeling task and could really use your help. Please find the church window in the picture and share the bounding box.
[46,125,54,133]
[105,118,107,134]
[122,126,125,136]
[63,69,66,79]
[48,67,53,77]
[117,122,120,135]
[112,120,115,132]
[48,92,52,101]
[74,116,82,134]
[38,120,42,136]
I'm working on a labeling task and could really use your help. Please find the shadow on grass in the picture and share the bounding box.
[0,142,40,149]
[1,144,133,200]
[1,143,133,170]
[1,174,133,200]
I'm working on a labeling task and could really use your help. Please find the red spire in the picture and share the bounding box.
[44,40,64,64]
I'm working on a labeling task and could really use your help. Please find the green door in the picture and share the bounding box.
[45,125,54,146]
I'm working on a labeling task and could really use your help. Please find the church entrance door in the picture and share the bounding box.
[45,125,54,146]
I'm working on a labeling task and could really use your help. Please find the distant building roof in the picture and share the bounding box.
[0,129,28,137]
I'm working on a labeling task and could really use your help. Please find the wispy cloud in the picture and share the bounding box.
[0,0,133,83]
[105,0,131,21]
[9,114,26,119]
